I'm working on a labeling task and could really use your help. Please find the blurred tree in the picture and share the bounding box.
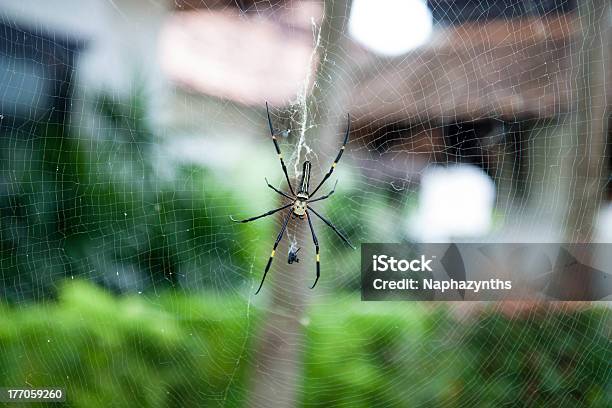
[565,0,610,242]
[248,1,354,407]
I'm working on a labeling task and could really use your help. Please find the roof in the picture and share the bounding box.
[349,16,585,122]
[161,10,608,121]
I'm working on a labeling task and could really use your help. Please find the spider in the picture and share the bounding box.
[231,102,355,294]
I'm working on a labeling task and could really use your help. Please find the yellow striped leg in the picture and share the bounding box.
[266,102,296,196]
[309,113,350,198]
[255,209,292,294]
[306,211,321,289]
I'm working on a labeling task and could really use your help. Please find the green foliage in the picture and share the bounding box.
[304,303,611,408]
[0,94,253,300]
[0,281,609,407]
[0,281,258,407]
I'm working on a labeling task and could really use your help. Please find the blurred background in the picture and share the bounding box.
[0,0,610,407]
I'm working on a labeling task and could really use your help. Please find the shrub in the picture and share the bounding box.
[0,281,609,407]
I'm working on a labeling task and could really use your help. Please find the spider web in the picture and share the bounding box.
[0,0,610,407]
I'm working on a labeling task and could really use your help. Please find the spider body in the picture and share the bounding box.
[292,161,311,218]
[231,103,355,294]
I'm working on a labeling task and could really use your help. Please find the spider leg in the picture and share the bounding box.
[308,206,356,250]
[306,210,321,289]
[309,180,338,203]
[265,177,294,200]
[309,114,350,197]
[266,102,296,196]
[230,203,292,223]
[255,209,292,294]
